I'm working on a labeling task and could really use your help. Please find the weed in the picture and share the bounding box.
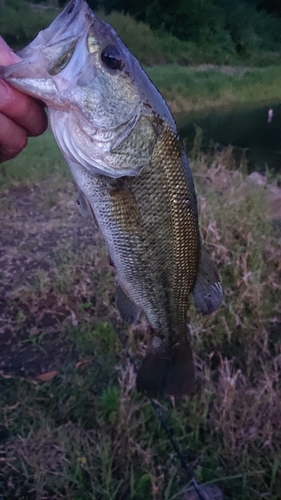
[0,126,280,499]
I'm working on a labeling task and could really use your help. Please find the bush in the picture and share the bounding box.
[98,0,281,60]
[0,0,58,50]
[100,11,198,66]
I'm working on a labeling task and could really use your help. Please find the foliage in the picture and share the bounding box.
[217,0,281,54]
[98,0,281,61]
[100,11,199,66]
[258,0,281,15]
[99,10,281,66]
[1,0,281,66]
[0,0,58,50]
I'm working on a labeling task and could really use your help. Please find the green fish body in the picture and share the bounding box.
[0,0,223,396]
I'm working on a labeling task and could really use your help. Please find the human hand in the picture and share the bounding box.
[0,37,48,162]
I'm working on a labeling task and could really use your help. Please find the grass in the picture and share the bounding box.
[0,129,67,190]
[0,131,280,499]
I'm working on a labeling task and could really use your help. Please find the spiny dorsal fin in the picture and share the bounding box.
[192,245,223,315]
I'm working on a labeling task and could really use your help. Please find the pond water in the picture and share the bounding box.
[177,103,281,173]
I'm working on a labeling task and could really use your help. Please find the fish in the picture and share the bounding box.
[0,0,223,397]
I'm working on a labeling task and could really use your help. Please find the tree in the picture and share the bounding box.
[98,0,224,43]
[257,0,281,15]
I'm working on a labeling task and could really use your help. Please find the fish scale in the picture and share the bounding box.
[156,126,199,332]
[0,0,223,396]
[75,124,198,340]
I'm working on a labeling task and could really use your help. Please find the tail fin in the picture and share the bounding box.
[136,337,195,398]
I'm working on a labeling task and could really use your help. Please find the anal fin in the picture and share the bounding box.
[115,283,140,324]
[192,245,223,315]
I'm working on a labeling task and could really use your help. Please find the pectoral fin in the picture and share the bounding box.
[76,190,91,218]
[111,115,157,172]
[192,245,223,315]
[108,179,142,235]
[115,283,140,324]
[76,189,98,228]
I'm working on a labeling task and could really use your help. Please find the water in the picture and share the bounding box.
[177,103,281,172]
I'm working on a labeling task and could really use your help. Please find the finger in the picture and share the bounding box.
[0,112,27,162]
[0,79,48,137]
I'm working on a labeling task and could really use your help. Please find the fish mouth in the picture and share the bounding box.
[18,0,93,60]
[0,0,95,105]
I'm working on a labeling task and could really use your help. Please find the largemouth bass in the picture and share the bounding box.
[0,0,223,397]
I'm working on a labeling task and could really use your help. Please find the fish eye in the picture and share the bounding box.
[101,45,124,71]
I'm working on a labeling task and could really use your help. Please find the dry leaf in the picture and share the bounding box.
[71,310,78,326]
[36,370,59,381]
[29,327,40,336]
[76,359,92,369]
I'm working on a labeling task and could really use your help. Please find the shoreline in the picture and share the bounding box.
[167,97,281,115]
[146,64,281,114]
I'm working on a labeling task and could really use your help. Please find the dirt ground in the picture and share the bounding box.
[0,178,110,380]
